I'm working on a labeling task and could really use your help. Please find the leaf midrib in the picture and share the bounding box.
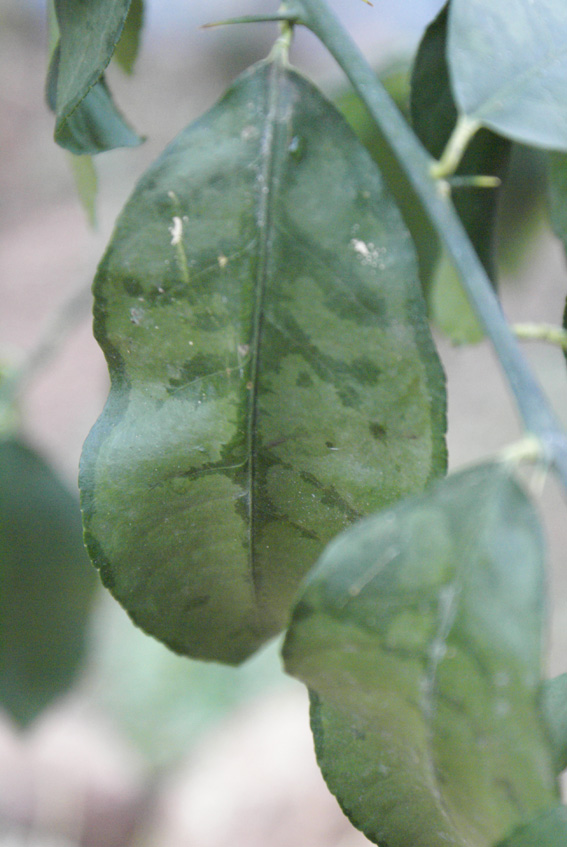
[247,59,288,602]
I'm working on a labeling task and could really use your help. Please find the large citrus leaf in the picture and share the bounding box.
[0,438,96,726]
[448,0,567,151]
[495,806,567,847]
[80,55,446,665]
[337,67,439,298]
[283,463,557,847]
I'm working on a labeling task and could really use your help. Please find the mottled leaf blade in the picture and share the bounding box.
[80,57,446,665]
[495,805,567,847]
[411,2,510,342]
[283,464,557,847]
[0,438,96,726]
[541,674,567,774]
[337,68,439,296]
[448,0,567,150]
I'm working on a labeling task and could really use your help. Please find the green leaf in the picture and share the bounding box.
[47,0,142,154]
[337,65,439,296]
[411,2,510,342]
[547,152,567,241]
[114,0,144,76]
[428,249,484,344]
[51,0,131,119]
[546,153,567,360]
[497,144,547,275]
[55,73,141,156]
[495,805,567,847]
[0,438,96,727]
[283,463,557,847]
[448,0,567,151]
[412,1,510,276]
[80,56,447,665]
[67,153,98,227]
[541,674,567,774]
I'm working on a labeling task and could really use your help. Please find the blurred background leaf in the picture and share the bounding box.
[0,436,96,727]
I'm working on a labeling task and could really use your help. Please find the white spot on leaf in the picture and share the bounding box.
[349,238,386,269]
[351,238,370,258]
[169,217,183,246]
[241,125,258,141]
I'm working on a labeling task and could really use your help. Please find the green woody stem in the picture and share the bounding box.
[287,0,567,488]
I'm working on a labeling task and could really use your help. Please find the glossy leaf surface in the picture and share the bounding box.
[448,0,567,150]
[48,0,142,153]
[283,463,556,847]
[0,438,95,726]
[80,57,446,665]
[495,805,567,847]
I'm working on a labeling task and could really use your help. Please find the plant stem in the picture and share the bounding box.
[430,114,481,179]
[514,323,567,351]
[289,0,567,489]
[449,175,501,189]
[201,13,298,29]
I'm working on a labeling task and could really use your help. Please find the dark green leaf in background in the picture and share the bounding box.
[47,0,142,154]
[494,144,548,275]
[0,438,96,727]
[541,673,567,774]
[495,805,567,847]
[546,152,567,362]
[411,2,510,343]
[283,463,557,847]
[80,56,446,665]
[448,0,567,151]
[547,152,567,241]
